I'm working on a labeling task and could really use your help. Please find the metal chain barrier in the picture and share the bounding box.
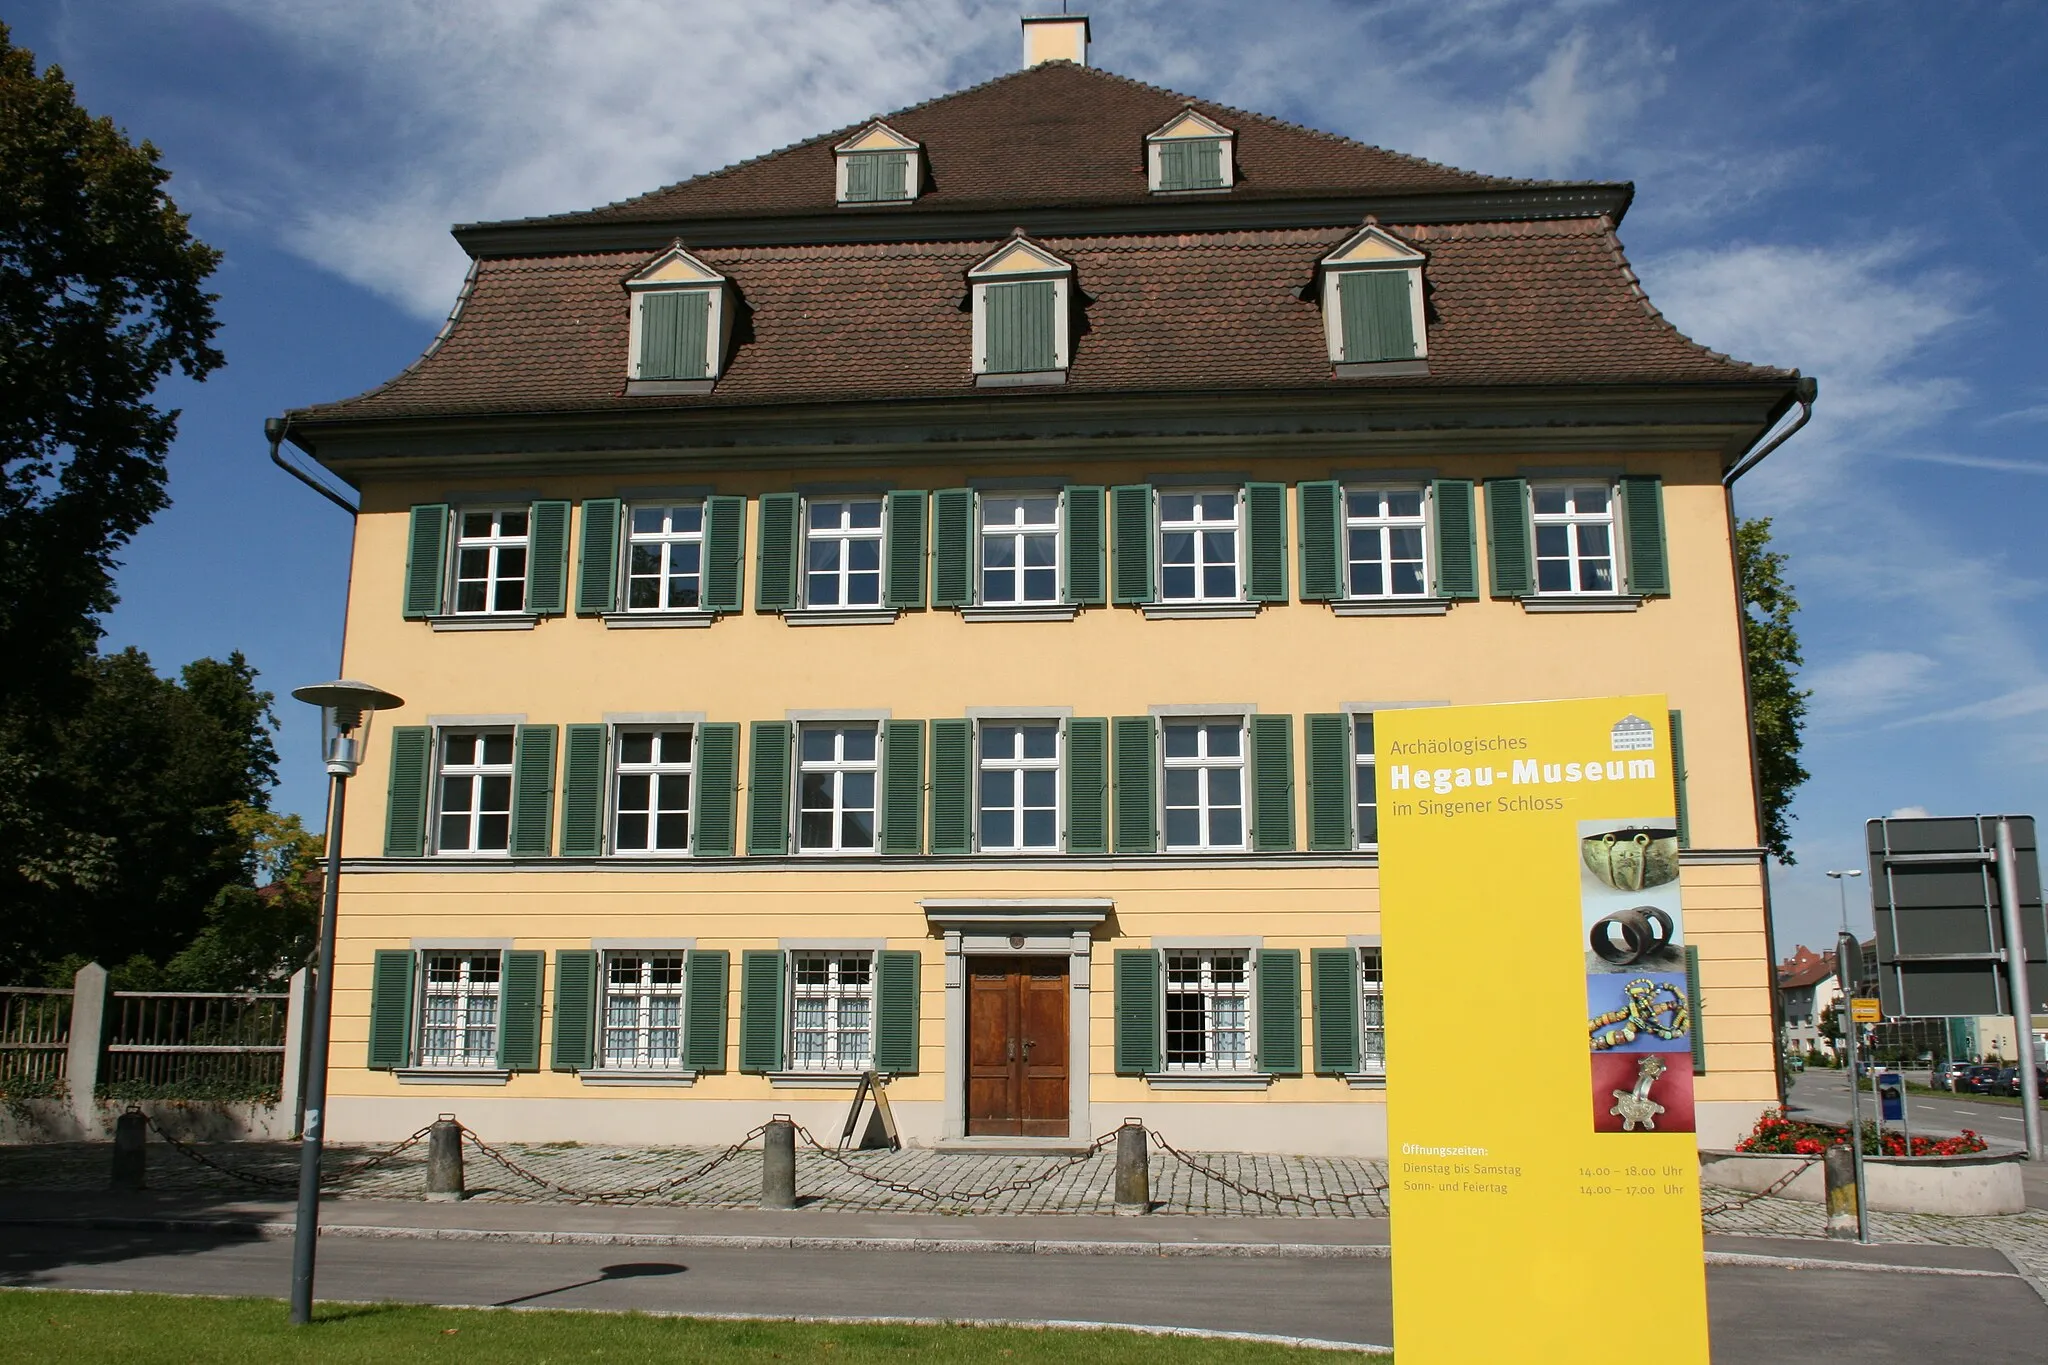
[1145,1128,1388,1208]
[138,1109,434,1192]
[1699,1156,1820,1218]
[791,1122,1120,1203]
[456,1122,770,1204]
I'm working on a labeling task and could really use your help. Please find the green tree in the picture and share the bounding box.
[1739,517,1810,863]
[164,806,323,990]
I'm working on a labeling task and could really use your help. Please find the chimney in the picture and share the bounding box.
[1021,13,1090,67]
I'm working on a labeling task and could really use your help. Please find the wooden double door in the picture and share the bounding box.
[966,956,1069,1136]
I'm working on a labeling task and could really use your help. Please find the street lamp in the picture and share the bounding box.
[287,679,403,1325]
[1826,867,1863,934]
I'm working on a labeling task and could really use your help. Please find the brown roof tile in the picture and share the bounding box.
[294,219,1788,424]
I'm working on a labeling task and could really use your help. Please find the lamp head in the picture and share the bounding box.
[292,679,404,776]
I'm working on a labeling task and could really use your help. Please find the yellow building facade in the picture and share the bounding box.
[281,27,1808,1156]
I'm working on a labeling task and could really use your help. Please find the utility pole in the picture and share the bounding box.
[1994,819,2044,1160]
[1828,868,1868,1243]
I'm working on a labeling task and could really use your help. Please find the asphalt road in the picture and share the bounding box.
[4,1226,2045,1363]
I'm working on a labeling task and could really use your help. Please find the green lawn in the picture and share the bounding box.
[0,1290,1380,1362]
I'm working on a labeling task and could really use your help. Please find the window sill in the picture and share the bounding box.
[428,615,538,632]
[395,1068,513,1085]
[975,370,1068,388]
[1139,601,1261,621]
[1332,359,1430,379]
[625,378,715,396]
[765,1070,870,1088]
[1344,1072,1389,1090]
[578,1069,697,1087]
[1142,1072,1275,1091]
[601,611,715,630]
[959,604,1080,623]
[783,608,900,627]
[1330,598,1451,617]
[1148,185,1232,196]
[1519,595,1643,614]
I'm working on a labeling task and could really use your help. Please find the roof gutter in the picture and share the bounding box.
[1723,376,1817,486]
[265,416,358,515]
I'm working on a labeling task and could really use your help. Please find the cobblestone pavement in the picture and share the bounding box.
[1704,1188,2048,1284]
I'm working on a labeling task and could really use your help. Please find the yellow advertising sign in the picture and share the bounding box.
[1851,997,1882,1024]
[1379,695,1707,1365]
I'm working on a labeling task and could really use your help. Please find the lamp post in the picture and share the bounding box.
[1826,867,1867,1243]
[287,679,403,1325]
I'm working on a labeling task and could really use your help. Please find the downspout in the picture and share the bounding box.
[1720,374,1818,1107]
[266,416,358,515]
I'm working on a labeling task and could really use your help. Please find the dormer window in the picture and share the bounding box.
[624,243,733,394]
[1146,109,1234,193]
[1319,225,1428,376]
[968,237,1073,387]
[834,122,921,205]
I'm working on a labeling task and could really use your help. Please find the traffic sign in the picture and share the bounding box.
[1851,997,1881,1024]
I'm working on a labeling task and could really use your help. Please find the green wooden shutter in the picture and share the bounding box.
[1189,139,1223,188]
[930,488,974,608]
[551,949,598,1072]
[692,722,740,856]
[1257,949,1302,1075]
[739,949,785,1072]
[526,500,570,616]
[1112,716,1157,854]
[559,724,608,858]
[984,280,1057,373]
[1158,139,1192,190]
[755,493,800,612]
[884,490,928,609]
[497,949,545,1072]
[366,949,415,1069]
[1486,478,1533,598]
[1621,475,1670,596]
[1297,481,1343,601]
[402,504,449,618]
[574,499,621,615]
[844,151,907,203]
[1338,271,1416,363]
[875,950,921,1074]
[383,726,432,857]
[845,152,878,202]
[1250,714,1296,852]
[1305,714,1354,853]
[1432,479,1478,600]
[701,495,747,612]
[1686,944,1707,1075]
[1114,948,1161,1074]
[1669,709,1691,850]
[928,719,973,855]
[1110,484,1155,605]
[1244,482,1289,603]
[746,721,793,855]
[1064,485,1106,606]
[1312,947,1361,1075]
[676,292,711,379]
[509,725,558,859]
[684,950,729,1072]
[639,291,710,380]
[880,720,925,855]
[1065,717,1109,854]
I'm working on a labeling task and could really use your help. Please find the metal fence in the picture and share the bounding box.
[0,987,73,1086]
[101,990,288,1097]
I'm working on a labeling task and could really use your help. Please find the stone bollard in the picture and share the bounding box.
[1824,1143,1859,1240]
[424,1114,465,1201]
[761,1115,797,1210]
[111,1108,147,1191]
[1114,1118,1150,1215]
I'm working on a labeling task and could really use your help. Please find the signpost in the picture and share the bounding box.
[1850,998,1881,1024]
[1837,933,1868,1243]
[1379,696,1707,1363]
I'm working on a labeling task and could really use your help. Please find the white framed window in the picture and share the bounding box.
[1353,715,1379,848]
[1145,110,1235,192]
[623,245,732,386]
[1164,949,1253,1072]
[418,951,501,1067]
[1345,487,1429,598]
[435,729,514,855]
[979,722,1060,851]
[1319,226,1428,367]
[451,508,528,615]
[624,503,704,611]
[804,498,885,609]
[980,494,1061,605]
[789,950,874,1071]
[968,239,1073,380]
[602,951,686,1068]
[798,725,879,853]
[613,727,693,854]
[1531,483,1617,595]
[833,123,921,204]
[1158,490,1241,603]
[1162,719,1247,851]
[1359,947,1386,1079]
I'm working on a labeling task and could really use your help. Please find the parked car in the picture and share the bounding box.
[1956,1065,2003,1094]
[1930,1060,1975,1091]
[1996,1067,2048,1097]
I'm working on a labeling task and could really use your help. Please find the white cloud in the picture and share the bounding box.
[1805,650,1943,725]
[1889,806,1930,819]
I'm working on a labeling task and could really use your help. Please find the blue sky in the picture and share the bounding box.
[17,1,2047,954]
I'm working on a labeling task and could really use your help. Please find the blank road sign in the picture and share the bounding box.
[1867,815,2048,1018]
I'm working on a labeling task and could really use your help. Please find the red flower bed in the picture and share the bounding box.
[1735,1108,1987,1157]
